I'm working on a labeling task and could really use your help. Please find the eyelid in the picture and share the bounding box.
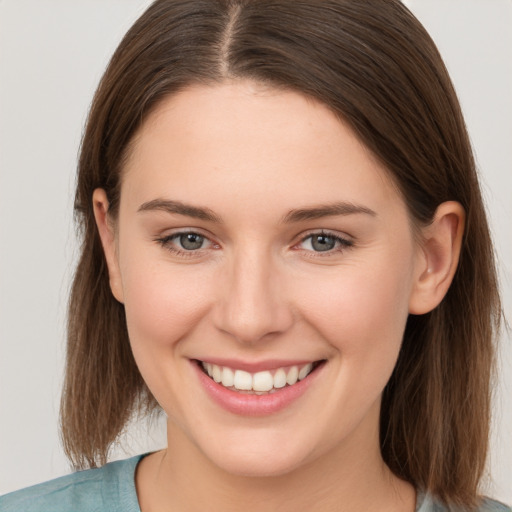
[154,228,219,257]
[294,229,354,255]
[155,226,216,243]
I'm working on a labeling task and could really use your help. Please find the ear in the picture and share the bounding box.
[92,188,124,303]
[408,201,465,315]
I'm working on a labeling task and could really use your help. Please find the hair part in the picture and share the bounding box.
[61,1,501,507]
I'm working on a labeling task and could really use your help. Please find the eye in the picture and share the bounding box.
[298,231,352,254]
[155,231,214,255]
[176,232,206,250]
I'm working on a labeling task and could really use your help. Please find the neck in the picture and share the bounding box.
[136,415,415,512]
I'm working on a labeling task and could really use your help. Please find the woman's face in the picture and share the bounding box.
[99,81,426,476]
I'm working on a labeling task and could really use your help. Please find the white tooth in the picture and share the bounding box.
[298,363,313,380]
[286,366,299,385]
[233,370,253,390]
[273,368,287,388]
[252,371,273,392]
[212,364,222,383]
[205,363,213,377]
[221,367,234,387]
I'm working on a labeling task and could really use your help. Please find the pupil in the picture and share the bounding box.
[312,235,335,252]
[180,233,204,250]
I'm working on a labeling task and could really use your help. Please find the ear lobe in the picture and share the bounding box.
[92,188,124,303]
[408,201,465,315]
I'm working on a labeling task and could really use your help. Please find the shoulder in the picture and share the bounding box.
[0,454,145,512]
[474,499,511,512]
[478,499,512,512]
[418,492,512,512]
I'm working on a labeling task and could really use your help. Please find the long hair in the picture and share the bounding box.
[61,1,501,507]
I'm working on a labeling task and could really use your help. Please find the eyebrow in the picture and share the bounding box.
[138,199,223,223]
[281,202,377,223]
[137,198,376,223]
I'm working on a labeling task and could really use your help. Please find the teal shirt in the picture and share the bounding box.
[0,456,141,512]
[1,454,510,511]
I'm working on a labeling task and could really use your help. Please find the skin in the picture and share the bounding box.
[94,80,464,512]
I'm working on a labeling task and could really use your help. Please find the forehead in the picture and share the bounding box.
[121,80,406,220]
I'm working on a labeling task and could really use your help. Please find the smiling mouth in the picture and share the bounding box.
[197,360,324,395]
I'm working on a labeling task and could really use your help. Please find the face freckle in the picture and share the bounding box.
[106,80,423,478]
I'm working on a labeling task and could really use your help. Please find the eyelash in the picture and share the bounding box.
[155,231,216,258]
[154,230,353,258]
[296,230,353,257]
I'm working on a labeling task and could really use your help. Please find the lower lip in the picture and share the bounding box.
[192,361,324,416]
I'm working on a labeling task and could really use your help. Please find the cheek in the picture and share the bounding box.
[297,248,416,374]
[119,252,217,416]
[119,250,213,355]
[294,257,415,445]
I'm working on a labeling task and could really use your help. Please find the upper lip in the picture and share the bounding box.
[193,358,322,373]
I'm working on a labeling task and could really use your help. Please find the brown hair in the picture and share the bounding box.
[61,0,501,507]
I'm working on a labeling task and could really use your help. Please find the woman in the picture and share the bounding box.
[1,1,509,510]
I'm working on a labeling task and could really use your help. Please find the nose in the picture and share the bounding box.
[213,247,294,345]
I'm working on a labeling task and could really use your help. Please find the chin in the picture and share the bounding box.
[196,429,318,478]
[214,450,305,478]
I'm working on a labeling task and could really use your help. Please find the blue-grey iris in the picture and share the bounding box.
[180,233,204,250]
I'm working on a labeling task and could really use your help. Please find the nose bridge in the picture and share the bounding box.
[215,243,292,344]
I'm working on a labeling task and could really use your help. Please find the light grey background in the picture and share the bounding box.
[1,0,511,501]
